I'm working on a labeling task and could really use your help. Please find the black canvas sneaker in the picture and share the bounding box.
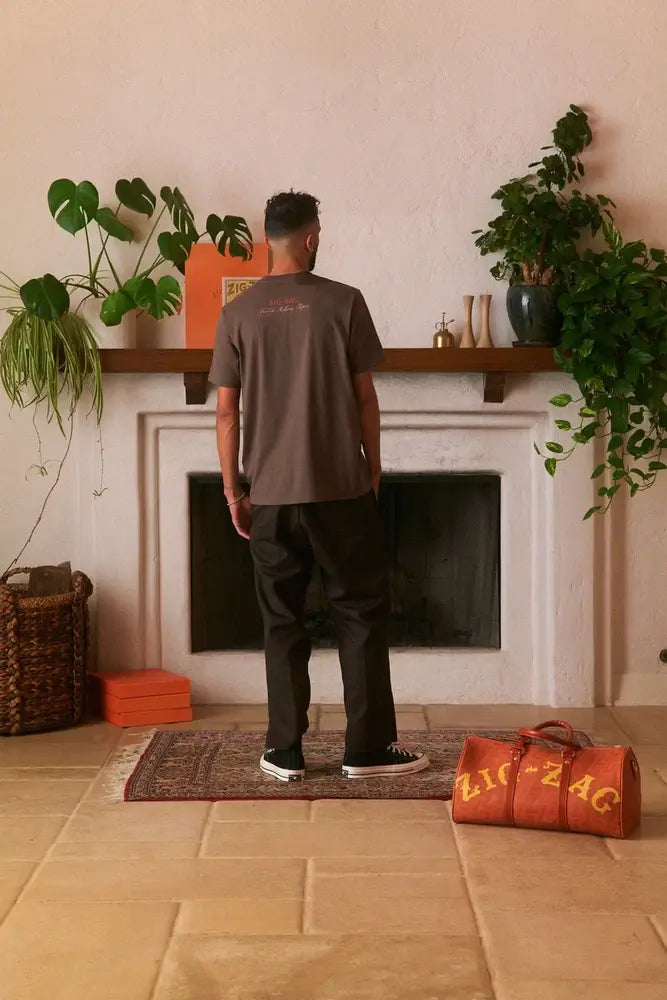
[342,744,430,778]
[260,747,306,783]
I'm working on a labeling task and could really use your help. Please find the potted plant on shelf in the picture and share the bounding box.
[473,105,613,345]
[1,177,252,569]
[538,220,667,516]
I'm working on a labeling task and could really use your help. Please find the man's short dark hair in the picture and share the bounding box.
[264,191,320,240]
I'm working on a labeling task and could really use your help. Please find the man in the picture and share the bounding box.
[209,191,429,782]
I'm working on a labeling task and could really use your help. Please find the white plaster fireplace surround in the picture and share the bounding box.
[89,370,598,707]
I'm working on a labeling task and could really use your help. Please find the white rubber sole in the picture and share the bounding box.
[342,754,431,779]
[259,756,305,783]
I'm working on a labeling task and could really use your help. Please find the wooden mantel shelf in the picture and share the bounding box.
[98,347,559,405]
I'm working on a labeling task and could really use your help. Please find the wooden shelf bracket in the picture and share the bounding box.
[183,372,209,405]
[483,371,507,403]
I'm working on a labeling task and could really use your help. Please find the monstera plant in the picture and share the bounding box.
[42,176,253,326]
[0,178,252,570]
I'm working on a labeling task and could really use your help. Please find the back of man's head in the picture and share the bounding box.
[264,191,320,241]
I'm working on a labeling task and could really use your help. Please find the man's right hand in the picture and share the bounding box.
[229,495,252,540]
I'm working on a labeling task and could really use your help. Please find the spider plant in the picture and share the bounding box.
[0,271,102,431]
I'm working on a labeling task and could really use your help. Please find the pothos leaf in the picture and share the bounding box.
[549,393,573,408]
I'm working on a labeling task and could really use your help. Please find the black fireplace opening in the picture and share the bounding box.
[189,474,500,652]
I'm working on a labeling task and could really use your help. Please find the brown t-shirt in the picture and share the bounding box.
[209,272,384,505]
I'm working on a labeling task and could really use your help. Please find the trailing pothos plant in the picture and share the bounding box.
[473,105,613,286]
[39,177,253,325]
[536,221,667,517]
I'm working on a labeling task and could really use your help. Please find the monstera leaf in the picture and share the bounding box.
[160,187,197,239]
[48,179,99,234]
[20,274,70,320]
[95,207,133,242]
[206,214,253,261]
[100,275,182,326]
[157,231,194,273]
[132,275,182,319]
[115,177,157,217]
[100,288,136,326]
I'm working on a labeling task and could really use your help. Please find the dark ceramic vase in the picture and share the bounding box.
[506,284,562,346]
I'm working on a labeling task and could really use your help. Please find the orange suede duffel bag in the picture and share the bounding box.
[452,720,641,838]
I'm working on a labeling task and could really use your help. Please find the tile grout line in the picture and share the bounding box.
[196,802,215,859]
[148,902,182,1000]
[448,813,499,1000]
[647,913,667,952]
[301,857,313,934]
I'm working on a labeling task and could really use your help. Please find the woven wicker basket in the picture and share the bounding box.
[0,567,93,736]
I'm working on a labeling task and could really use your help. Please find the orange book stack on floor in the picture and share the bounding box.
[89,669,192,727]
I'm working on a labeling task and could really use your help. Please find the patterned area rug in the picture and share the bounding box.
[123,728,593,802]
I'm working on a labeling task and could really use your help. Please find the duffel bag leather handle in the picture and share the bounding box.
[517,719,580,750]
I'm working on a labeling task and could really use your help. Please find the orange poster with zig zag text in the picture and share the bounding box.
[185,242,270,348]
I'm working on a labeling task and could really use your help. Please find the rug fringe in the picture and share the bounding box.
[98,731,157,804]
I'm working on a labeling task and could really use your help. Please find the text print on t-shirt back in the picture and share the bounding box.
[260,296,310,315]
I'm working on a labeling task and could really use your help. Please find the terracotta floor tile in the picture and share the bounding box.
[0,778,91,815]
[203,820,456,858]
[0,901,176,1000]
[153,934,493,999]
[49,840,202,860]
[176,898,303,935]
[58,801,210,842]
[610,707,667,744]
[478,909,667,982]
[311,799,448,821]
[452,819,610,861]
[211,800,311,821]
[0,719,119,745]
[24,858,305,902]
[0,861,36,921]
[638,767,667,816]
[306,868,475,935]
[0,766,100,781]
[0,815,67,860]
[0,740,116,768]
[605,815,667,861]
[633,744,667,770]
[464,855,667,912]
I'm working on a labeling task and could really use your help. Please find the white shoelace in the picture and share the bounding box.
[387,744,414,758]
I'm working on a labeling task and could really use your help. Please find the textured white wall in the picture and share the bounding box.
[1,0,666,700]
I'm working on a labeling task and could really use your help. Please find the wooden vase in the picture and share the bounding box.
[477,294,494,348]
[459,295,476,348]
